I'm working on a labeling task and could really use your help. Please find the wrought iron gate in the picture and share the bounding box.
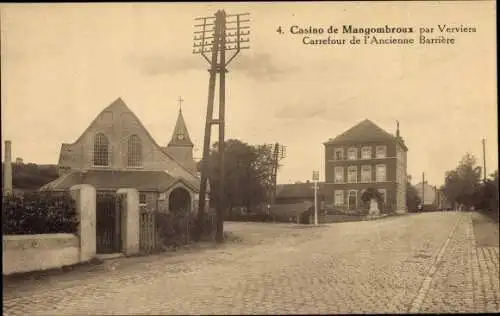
[96,191,122,253]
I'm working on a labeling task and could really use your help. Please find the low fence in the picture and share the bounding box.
[3,234,80,275]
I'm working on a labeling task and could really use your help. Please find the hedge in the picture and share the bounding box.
[2,192,78,235]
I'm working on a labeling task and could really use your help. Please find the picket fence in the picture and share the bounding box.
[139,208,158,253]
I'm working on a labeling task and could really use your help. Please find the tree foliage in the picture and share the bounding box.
[361,187,382,204]
[472,170,499,214]
[406,179,421,210]
[443,153,482,208]
[203,139,275,213]
[2,163,59,191]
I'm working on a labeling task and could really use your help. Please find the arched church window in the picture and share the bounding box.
[93,133,109,166]
[127,135,142,167]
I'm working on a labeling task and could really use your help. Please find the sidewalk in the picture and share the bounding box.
[417,212,500,313]
[472,211,499,247]
[471,211,500,312]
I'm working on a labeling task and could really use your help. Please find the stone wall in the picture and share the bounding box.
[3,184,96,275]
[3,234,80,275]
[3,184,141,275]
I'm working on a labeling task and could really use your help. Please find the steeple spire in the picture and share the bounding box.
[168,97,193,147]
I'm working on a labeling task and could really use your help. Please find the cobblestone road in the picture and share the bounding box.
[3,212,499,315]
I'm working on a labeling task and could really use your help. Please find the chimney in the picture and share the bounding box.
[3,140,13,196]
[396,120,400,138]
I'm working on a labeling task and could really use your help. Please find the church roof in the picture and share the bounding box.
[104,97,129,112]
[40,170,199,192]
[61,97,199,178]
[168,109,194,147]
[324,119,398,145]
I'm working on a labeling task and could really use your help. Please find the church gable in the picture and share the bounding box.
[57,98,197,181]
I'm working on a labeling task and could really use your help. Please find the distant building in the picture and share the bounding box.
[322,119,408,213]
[414,181,437,208]
[275,182,325,206]
[15,157,23,165]
[435,187,452,210]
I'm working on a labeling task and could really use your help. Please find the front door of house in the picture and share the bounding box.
[348,191,357,210]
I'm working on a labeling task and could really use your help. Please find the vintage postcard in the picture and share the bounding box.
[1,2,498,315]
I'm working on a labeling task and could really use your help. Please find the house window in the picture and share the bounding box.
[334,148,343,160]
[375,145,387,158]
[348,166,357,183]
[93,133,109,166]
[361,146,372,159]
[127,135,142,167]
[334,190,344,206]
[347,147,357,160]
[376,164,387,182]
[361,165,372,183]
[139,192,147,206]
[335,166,344,183]
[378,189,387,203]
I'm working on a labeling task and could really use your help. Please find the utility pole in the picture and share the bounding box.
[3,140,13,196]
[312,170,319,225]
[266,143,286,205]
[422,172,425,210]
[482,138,487,182]
[192,10,250,243]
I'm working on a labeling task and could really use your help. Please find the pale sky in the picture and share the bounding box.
[1,2,497,186]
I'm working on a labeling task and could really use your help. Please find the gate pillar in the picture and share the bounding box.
[70,184,97,262]
[117,188,140,255]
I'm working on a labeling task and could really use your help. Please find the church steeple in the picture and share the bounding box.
[168,97,193,147]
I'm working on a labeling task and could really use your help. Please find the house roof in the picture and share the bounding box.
[270,201,313,217]
[324,119,397,144]
[168,109,194,147]
[276,182,325,200]
[39,170,198,193]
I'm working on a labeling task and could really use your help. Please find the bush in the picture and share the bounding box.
[155,212,216,249]
[2,191,78,235]
[155,212,191,249]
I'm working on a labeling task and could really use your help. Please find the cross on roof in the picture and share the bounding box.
[178,96,184,112]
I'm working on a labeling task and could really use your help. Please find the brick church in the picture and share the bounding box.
[41,97,201,214]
